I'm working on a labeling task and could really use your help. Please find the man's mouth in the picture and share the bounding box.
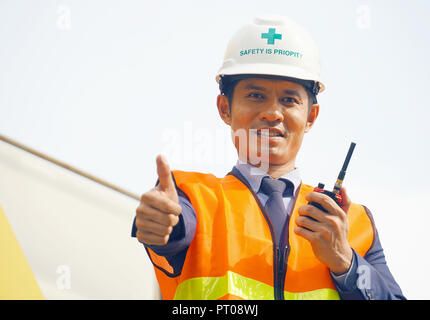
[256,131,283,137]
[253,128,286,138]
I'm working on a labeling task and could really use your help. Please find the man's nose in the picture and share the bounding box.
[259,101,284,123]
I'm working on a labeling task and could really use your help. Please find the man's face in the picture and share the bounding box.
[217,77,319,171]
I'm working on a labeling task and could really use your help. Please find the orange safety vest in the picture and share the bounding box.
[146,170,375,300]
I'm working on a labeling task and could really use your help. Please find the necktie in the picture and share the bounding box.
[260,177,292,244]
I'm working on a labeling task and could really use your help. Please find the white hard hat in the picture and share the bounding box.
[216,15,325,93]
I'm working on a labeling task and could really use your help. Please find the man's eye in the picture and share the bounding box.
[247,93,264,99]
[282,97,299,104]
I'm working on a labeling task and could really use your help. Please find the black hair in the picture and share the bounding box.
[219,74,319,113]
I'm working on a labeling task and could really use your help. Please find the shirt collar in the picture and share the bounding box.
[234,159,301,196]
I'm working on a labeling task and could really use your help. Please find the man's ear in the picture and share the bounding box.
[217,94,232,126]
[304,104,319,133]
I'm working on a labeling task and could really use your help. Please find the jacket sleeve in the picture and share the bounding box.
[330,207,406,300]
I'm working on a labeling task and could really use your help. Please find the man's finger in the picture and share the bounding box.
[305,192,339,214]
[136,218,173,237]
[305,191,347,221]
[298,204,325,222]
[136,230,169,246]
[296,215,320,232]
[156,155,176,194]
[140,191,182,216]
[137,202,180,226]
[294,225,317,242]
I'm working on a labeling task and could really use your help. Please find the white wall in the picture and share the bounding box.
[0,140,160,299]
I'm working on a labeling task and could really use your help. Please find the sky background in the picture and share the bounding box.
[1,0,429,299]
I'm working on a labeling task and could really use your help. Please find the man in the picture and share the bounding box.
[132,15,405,300]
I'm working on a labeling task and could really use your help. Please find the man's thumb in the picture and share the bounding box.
[156,155,177,199]
[340,186,351,214]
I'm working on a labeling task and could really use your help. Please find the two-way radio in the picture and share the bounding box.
[309,142,356,212]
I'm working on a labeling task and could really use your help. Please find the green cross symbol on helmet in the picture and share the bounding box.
[261,28,282,45]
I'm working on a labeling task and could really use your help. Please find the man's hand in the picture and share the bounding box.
[294,187,353,274]
[135,155,182,245]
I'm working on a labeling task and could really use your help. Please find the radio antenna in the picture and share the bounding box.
[333,142,356,194]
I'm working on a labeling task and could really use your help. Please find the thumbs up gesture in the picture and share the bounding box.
[135,155,182,245]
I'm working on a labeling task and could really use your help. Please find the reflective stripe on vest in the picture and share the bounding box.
[147,170,374,300]
[174,270,339,300]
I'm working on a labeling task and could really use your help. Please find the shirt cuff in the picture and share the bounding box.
[330,249,358,292]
